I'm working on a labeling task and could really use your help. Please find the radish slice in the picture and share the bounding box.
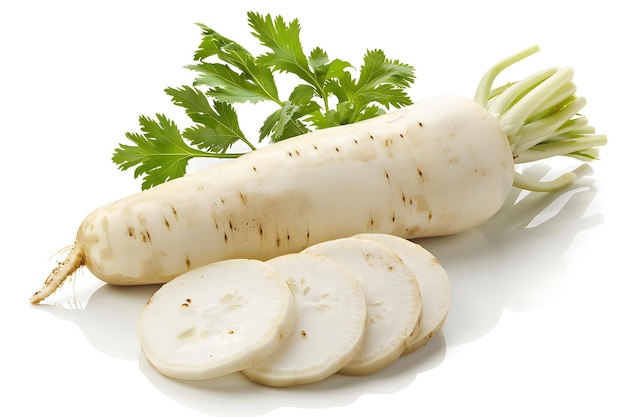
[354,234,450,354]
[242,253,367,386]
[302,237,422,375]
[137,259,297,380]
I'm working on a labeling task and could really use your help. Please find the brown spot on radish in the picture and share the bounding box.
[301,330,307,337]
[288,151,293,157]
[229,220,234,231]
[259,225,263,237]
[252,166,257,172]
[384,170,390,183]
[415,195,429,213]
[295,149,300,156]
[384,138,393,147]
[354,138,359,144]
[239,192,247,205]
[313,144,318,150]
[392,212,396,222]
[276,237,281,247]
[418,169,424,177]
[335,146,340,152]
[418,121,424,127]
[171,206,178,218]
[369,133,374,140]
[185,256,191,269]
[163,217,170,230]
[224,233,228,243]
[127,226,135,238]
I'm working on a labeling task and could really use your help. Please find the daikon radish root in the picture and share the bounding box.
[302,237,422,376]
[354,233,450,354]
[30,94,507,304]
[136,259,296,380]
[242,253,367,386]
[30,46,606,304]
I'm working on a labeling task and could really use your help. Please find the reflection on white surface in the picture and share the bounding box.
[136,335,445,417]
[420,163,603,346]
[37,284,160,360]
[27,163,604,415]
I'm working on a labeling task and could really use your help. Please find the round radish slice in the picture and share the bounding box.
[302,237,422,375]
[242,253,367,386]
[137,259,297,380]
[354,234,450,354]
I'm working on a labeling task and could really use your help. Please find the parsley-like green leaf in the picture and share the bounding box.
[325,49,415,125]
[165,85,254,152]
[112,114,206,190]
[190,23,280,105]
[115,12,416,189]
[248,12,313,85]
[188,62,273,104]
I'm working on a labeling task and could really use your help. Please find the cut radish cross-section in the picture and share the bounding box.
[302,237,422,375]
[137,259,296,380]
[354,233,450,354]
[243,253,367,386]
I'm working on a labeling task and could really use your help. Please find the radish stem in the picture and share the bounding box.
[474,45,607,191]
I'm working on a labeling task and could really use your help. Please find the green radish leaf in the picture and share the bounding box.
[188,62,276,104]
[166,86,248,152]
[115,12,416,188]
[113,114,203,190]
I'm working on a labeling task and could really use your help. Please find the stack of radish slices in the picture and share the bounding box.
[137,234,450,386]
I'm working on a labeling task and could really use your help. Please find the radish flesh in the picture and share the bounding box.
[302,237,422,375]
[136,259,296,380]
[354,233,450,354]
[30,46,606,304]
[242,253,367,386]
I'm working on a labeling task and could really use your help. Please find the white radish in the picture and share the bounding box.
[30,95,506,304]
[30,46,605,304]
[242,253,367,386]
[302,237,422,375]
[136,259,296,380]
[354,233,450,354]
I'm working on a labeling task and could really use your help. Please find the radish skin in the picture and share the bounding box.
[31,95,512,303]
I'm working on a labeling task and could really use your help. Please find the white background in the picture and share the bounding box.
[2,1,624,416]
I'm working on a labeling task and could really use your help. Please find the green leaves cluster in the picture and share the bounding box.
[113,11,415,189]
